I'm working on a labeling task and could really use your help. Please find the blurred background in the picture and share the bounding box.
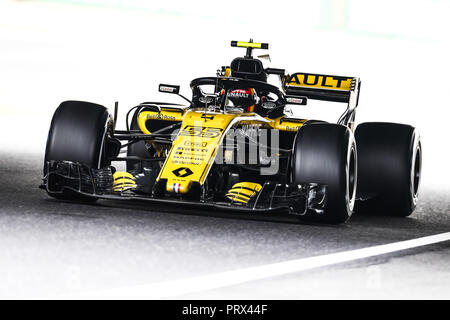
[0,0,449,185]
[1,0,449,188]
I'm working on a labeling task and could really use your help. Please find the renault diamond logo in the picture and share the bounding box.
[172,167,193,177]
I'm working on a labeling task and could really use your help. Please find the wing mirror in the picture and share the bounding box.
[158,84,192,106]
[159,84,180,94]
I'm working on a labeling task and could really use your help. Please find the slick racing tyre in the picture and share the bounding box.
[291,123,357,224]
[355,122,421,217]
[44,100,110,202]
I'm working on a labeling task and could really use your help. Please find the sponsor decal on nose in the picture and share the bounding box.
[172,167,194,178]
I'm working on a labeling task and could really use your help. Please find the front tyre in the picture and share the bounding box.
[291,123,357,224]
[44,100,110,202]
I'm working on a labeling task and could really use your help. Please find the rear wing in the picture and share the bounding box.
[283,72,361,109]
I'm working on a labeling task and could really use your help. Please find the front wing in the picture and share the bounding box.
[41,161,327,217]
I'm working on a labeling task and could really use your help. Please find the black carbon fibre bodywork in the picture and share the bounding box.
[41,161,327,217]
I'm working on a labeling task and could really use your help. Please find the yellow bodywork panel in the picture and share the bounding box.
[235,41,265,49]
[112,171,136,192]
[158,111,240,194]
[285,73,353,91]
[136,107,308,194]
[226,182,262,204]
[269,116,307,132]
[138,108,185,134]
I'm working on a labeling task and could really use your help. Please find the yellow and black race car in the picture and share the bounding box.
[41,40,422,223]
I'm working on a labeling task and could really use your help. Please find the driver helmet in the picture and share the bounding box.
[225,88,257,112]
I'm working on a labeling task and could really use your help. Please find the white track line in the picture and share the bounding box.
[59,232,450,299]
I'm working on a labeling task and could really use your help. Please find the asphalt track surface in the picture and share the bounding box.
[0,151,449,299]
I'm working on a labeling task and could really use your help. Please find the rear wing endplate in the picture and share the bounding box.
[283,72,361,109]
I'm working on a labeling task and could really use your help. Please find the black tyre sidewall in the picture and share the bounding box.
[44,100,109,201]
[292,123,356,223]
[45,100,109,170]
[355,122,421,216]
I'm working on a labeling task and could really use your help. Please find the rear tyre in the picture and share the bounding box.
[44,100,109,202]
[291,123,357,224]
[355,122,421,216]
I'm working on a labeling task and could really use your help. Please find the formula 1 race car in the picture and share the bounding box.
[41,40,422,223]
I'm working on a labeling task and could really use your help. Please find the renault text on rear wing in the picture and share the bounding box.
[283,72,360,104]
